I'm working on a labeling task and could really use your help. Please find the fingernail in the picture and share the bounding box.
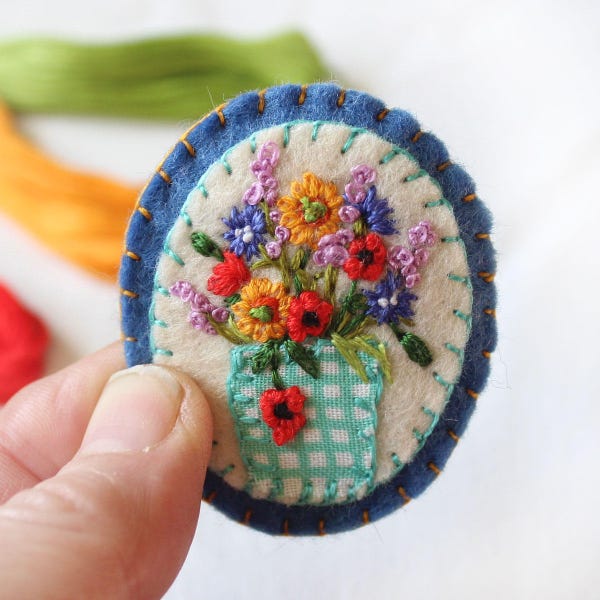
[82,365,183,454]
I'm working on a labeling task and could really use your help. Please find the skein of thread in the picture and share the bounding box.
[0,283,49,404]
[0,102,139,278]
[0,32,328,119]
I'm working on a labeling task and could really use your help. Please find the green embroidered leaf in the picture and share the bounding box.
[323,265,337,304]
[251,258,273,270]
[251,340,281,374]
[190,232,224,261]
[351,335,392,381]
[291,247,309,270]
[224,293,241,306]
[293,269,312,294]
[330,333,368,382]
[400,333,433,366]
[208,315,252,345]
[284,340,319,379]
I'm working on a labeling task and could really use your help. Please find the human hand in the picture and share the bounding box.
[0,342,213,599]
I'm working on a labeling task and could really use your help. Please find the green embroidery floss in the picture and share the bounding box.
[0,32,328,119]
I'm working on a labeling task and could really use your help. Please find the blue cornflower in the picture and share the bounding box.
[357,186,397,235]
[223,205,266,261]
[364,271,416,325]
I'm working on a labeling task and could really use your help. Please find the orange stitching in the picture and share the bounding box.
[466,388,479,399]
[158,169,172,185]
[478,271,496,283]
[336,89,346,107]
[215,103,227,126]
[125,250,140,261]
[282,519,290,536]
[120,334,137,343]
[298,84,308,105]
[181,138,196,157]
[482,350,492,359]
[120,288,139,299]
[257,89,266,114]
[362,510,370,524]
[318,519,326,536]
[136,205,152,221]
[436,160,452,172]
[476,233,490,239]
[411,130,423,143]
[204,490,217,503]
[242,509,252,525]
[397,486,411,504]
[484,308,496,317]
[463,193,477,202]
[376,108,390,121]
[428,462,441,476]
[448,429,460,443]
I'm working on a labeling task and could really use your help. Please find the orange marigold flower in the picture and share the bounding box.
[232,278,292,342]
[277,172,343,249]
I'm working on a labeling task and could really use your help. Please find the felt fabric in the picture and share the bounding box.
[120,83,497,535]
[151,122,471,501]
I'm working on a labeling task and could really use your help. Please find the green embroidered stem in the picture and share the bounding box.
[260,200,275,236]
[353,218,367,237]
[277,246,293,291]
[323,265,337,305]
[330,280,357,332]
[208,315,252,345]
[330,333,369,383]
[290,247,309,270]
[251,340,281,374]
[293,269,313,294]
[389,323,433,366]
[190,231,224,261]
[271,369,286,390]
[330,333,390,382]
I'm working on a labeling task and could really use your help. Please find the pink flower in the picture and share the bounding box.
[339,205,361,223]
[189,311,216,334]
[318,233,339,248]
[388,246,413,270]
[413,247,429,267]
[265,241,282,259]
[408,221,436,247]
[351,164,376,186]
[274,226,290,243]
[242,182,264,206]
[257,140,280,166]
[344,182,367,204]
[190,292,214,313]
[335,229,354,245]
[269,209,281,223]
[211,307,229,322]
[323,244,349,267]
[404,273,421,288]
[170,280,195,302]
[312,249,327,267]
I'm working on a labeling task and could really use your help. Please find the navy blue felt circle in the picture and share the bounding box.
[120,83,497,536]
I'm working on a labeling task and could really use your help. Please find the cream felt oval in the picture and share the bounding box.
[150,121,472,506]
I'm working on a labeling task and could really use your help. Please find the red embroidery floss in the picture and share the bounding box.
[207,251,251,296]
[0,284,49,404]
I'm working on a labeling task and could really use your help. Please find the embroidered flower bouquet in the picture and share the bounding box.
[171,142,437,502]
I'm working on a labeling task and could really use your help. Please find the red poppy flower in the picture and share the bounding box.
[343,233,387,281]
[259,386,307,446]
[287,291,333,343]
[207,251,251,296]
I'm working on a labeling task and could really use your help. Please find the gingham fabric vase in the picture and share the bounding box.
[227,340,384,505]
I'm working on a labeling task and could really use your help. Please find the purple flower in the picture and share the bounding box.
[269,210,281,223]
[211,307,230,323]
[242,182,264,206]
[318,233,339,248]
[257,141,280,166]
[264,188,279,206]
[274,226,290,243]
[404,273,421,288]
[388,245,413,270]
[357,186,397,235]
[170,280,195,302]
[339,205,361,223]
[323,244,349,267]
[344,182,367,204]
[223,205,266,260]
[413,247,429,267]
[351,164,376,186]
[190,292,213,313]
[363,271,416,325]
[189,311,217,334]
[408,221,436,247]
[335,229,354,245]
[265,241,282,259]
[312,250,327,267]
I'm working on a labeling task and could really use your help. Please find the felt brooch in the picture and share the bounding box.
[120,84,497,536]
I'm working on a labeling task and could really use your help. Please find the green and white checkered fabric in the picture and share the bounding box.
[227,340,383,506]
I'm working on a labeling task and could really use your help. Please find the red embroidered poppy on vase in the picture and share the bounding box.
[259,386,307,446]
[287,291,333,343]
[343,233,387,281]
[207,251,251,296]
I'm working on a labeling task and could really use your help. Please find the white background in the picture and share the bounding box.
[1,1,599,598]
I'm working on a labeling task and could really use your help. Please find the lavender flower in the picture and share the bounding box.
[339,205,361,223]
[408,221,436,247]
[170,280,195,302]
[223,204,266,260]
[351,164,376,186]
[344,182,367,204]
[242,182,264,206]
[265,241,282,259]
[388,246,414,270]
[189,311,217,334]
[211,307,230,323]
[274,225,290,243]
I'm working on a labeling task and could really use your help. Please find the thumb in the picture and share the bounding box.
[0,365,213,600]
